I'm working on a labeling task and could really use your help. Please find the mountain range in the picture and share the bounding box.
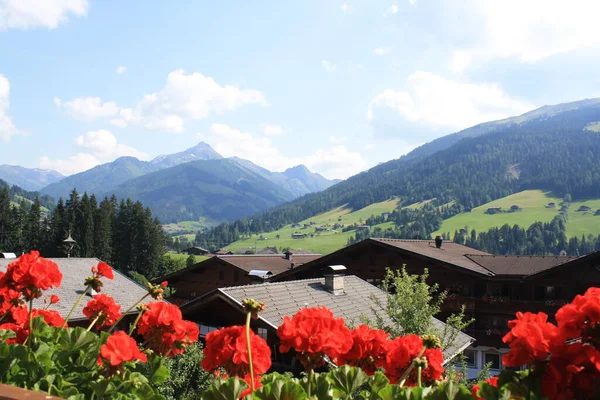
[197,97,600,249]
[0,142,339,223]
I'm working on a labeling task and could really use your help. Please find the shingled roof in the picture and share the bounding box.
[465,254,579,277]
[182,275,474,361]
[160,253,322,281]
[370,239,494,275]
[0,258,149,322]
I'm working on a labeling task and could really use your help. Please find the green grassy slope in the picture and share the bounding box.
[434,190,600,238]
[226,198,400,254]
[164,253,210,263]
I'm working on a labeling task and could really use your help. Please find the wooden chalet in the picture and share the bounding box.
[183,246,210,256]
[157,252,322,305]
[180,266,474,373]
[271,237,600,378]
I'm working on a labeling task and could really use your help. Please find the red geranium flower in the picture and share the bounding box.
[98,331,147,367]
[335,324,389,375]
[276,306,352,371]
[471,376,499,400]
[502,312,561,367]
[96,262,114,280]
[202,326,271,378]
[239,374,262,398]
[83,294,122,330]
[0,251,62,300]
[136,302,199,357]
[541,342,600,399]
[31,309,65,327]
[381,334,444,385]
[0,286,22,315]
[556,287,600,342]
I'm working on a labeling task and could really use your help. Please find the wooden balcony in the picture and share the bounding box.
[0,384,64,400]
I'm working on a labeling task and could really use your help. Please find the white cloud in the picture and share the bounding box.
[116,66,127,74]
[40,153,100,176]
[329,136,347,144]
[408,0,416,4]
[322,60,337,72]
[261,124,285,136]
[56,69,268,132]
[384,4,399,15]
[373,47,392,56]
[208,123,366,179]
[366,144,375,150]
[368,71,534,130]
[54,96,120,121]
[451,0,600,71]
[0,0,88,30]
[74,129,149,161]
[340,3,350,13]
[0,74,23,142]
[40,130,149,175]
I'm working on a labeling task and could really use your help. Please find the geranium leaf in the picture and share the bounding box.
[201,377,248,400]
[427,381,472,400]
[369,372,390,393]
[252,379,307,400]
[328,365,368,397]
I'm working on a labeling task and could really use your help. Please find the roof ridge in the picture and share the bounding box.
[219,253,321,258]
[219,275,361,291]
[466,254,579,259]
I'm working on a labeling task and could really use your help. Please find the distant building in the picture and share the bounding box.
[156,252,321,304]
[315,226,328,232]
[510,205,520,211]
[0,253,17,259]
[577,205,592,212]
[356,225,370,231]
[547,202,556,208]
[381,212,390,219]
[291,233,307,239]
[183,246,210,256]
[213,249,233,256]
[291,223,301,228]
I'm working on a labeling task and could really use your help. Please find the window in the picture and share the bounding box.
[484,353,501,370]
[199,324,220,338]
[219,270,224,280]
[463,349,477,368]
[234,270,240,282]
[257,328,268,341]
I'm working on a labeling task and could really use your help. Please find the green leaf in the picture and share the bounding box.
[369,372,390,394]
[328,365,368,398]
[146,354,170,385]
[252,379,307,400]
[427,381,473,400]
[201,377,249,400]
[0,329,16,341]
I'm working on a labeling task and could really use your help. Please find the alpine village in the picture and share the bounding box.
[2,2,600,399]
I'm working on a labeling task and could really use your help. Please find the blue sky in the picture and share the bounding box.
[2,0,600,179]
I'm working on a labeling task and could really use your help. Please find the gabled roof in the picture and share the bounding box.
[370,239,493,275]
[182,275,474,361]
[159,253,322,281]
[465,254,579,277]
[0,258,149,321]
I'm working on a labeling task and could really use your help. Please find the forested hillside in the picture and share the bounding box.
[0,186,172,281]
[0,178,55,210]
[197,104,600,249]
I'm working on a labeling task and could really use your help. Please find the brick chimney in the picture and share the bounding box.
[324,265,346,295]
[284,250,293,260]
[435,235,443,249]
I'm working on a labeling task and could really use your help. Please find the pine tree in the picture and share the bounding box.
[23,197,41,252]
[79,193,95,257]
[94,197,115,262]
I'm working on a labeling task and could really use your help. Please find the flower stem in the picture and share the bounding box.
[245,311,255,392]
[25,298,33,346]
[128,309,145,336]
[86,314,101,332]
[307,368,314,397]
[417,365,422,388]
[108,293,149,333]
[399,346,426,387]
[61,285,89,329]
